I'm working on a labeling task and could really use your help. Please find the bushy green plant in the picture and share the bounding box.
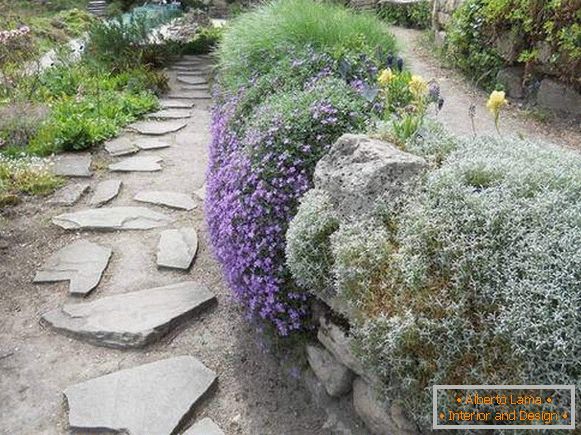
[377,0,431,29]
[182,25,223,54]
[217,0,396,89]
[0,103,48,150]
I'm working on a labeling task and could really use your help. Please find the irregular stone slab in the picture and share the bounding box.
[52,207,172,231]
[146,108,192,120]
[33,240,112,296]
[184,418,225,435]
[179,84,209,91]
[194,183,206,201]
[157,227,198,270]
[104,136,139,157]
[48,183,90,206]
[134,191,196,210]
[41,281,216,348]
[164,93,201,100]
[65,356,217,434]
[52,153,92,177]
[109,156,162,172]
[172,70,208,76]
[159,99,195,109]
[306,344,354,397]
[134,136,171,150]
[128,119,187,135]
[89,179,121,207]
[177,76,208,86]
[181,90,211,100]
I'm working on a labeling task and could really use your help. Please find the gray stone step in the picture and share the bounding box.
[89,179,122,207]
[51,153,92,177]
[65,356,217,434]
[159,99,195,109]
[128,119,188,135]
[134,191,196,210]
[134,136,171,151]
[48,183,90,206]
[33,240,112,296]
[157,227,198,270]
[109,156,163,172]
[177,76,208,86]
[145,108,192,120]
[52,206,173,231]
[104,136,139,157]
[42,281,216,348]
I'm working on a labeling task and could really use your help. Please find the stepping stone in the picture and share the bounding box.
[194,183,206,201]
[134,136,171,151]
[41,281,216,348]
[109,156,162,172]
[64,356,217,434]
[134,191,196,210]
[157,227,198,270]
[159,99,194,109]
[174,71,208,77]
[52,207,172,231]
[177,76,208,86]
[104,137,139,157]
[128,119,187,135]
[180,90,211,100]
[52,153,92,177]
[33,240,111,296]
[179,83,209,91]
[89,179,121,207]
[145,108,192,120]
[164,93,200,100]
[184,418,225,435]
[48,183,90,206]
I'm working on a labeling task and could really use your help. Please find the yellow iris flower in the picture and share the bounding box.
[378,68,395,86]
[409,75,428,97]
[486,90,508,116]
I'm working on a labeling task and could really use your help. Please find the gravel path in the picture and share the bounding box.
[0,55,328,435]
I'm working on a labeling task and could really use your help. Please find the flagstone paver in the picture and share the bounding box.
[179,89,211,99]
[104,136,139,157]
[159,99,195,109]
[65,356,217,434]
[128,119,188,135]
[194,183,206,201]
[184,418,225,435]
[52,207,172,231]
[157,227,198,270]
[41,281,216,348]
[146,108,193,120]
[177,76,208,86]
[89,179,121,207]
[48,183,90,206]
[52,153,92,177]
[134,191,196,210]
[109,156,162,172]
[33,240,111,296]
[134,136,172,150]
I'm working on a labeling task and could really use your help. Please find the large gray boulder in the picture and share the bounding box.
[306,344,354,397]
[314,134,427,220]
[537,79,581,116]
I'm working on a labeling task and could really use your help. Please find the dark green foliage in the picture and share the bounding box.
[377,0,431,29]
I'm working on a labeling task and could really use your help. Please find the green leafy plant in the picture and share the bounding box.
[182,25,223,54]
[377,0,431,29]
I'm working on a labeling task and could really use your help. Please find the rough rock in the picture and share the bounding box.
[177,76,208,86]
[159,99,195,109]
[52,207,172,231]
[104,136,139,156]
[48,183,90,206]
[537,78,581,116]
[64,356,217,434]
[134,136,171,150]
[306,344,354,397]
[89,179,121,207]
[352,378,418,435]
[496,67,524,99]
[183,418,225,435]
[128,119,187,135]
[109,156,162,172]
[146,109,193,120]
[134,191,196,210]
[194,183,206,201]
[495,31,521,63]
[33,240,112,296]
[52,153,92,177]
[157,228,198,270]
[314,134,427,220]
[41,281,216,348]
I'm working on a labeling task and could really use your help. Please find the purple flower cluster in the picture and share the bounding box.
[0,26,30,45]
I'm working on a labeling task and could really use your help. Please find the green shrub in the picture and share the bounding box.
[377,0,431,29]
[0,103,48,150]
[182,25,223,54]
[217,0,396,88]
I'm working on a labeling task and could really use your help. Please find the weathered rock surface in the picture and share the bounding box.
[146,108,193,120]
[537,78,581,116]
[194,183,206,201]
[48,183,90,206]
[64,356,217,434]
[306,344,354,397]
[180,89,211,99]
[128,119,187,135]
[89,180,121,207]
[104,136,139,156]
[33,240,111,296]
[135,191,196,210]
[183,418,225,435]
[314,134,427,220]
[157,227,198,270]
[496,66,524,99]
[52,207,172,231]
[177,76,208,86]
[109,156,163,172]
[52,153,92,177]
[41,281,216,348]
[134,136,171,150]
[159,99,195,109]
[352,378,418,435]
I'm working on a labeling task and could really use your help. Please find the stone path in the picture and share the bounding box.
[1,54,329,434]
